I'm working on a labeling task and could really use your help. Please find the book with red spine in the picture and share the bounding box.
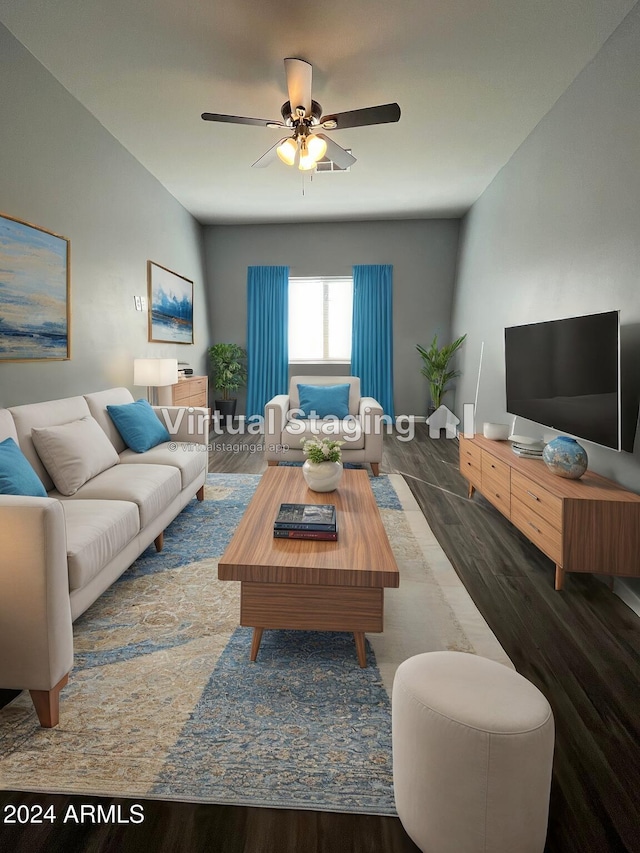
[273,527,338,541]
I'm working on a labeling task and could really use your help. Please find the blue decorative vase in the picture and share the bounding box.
[542,436,588,479]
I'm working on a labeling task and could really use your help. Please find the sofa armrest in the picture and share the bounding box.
[265,395,290,442]
[0,496,73,694]
[153,405,210,446]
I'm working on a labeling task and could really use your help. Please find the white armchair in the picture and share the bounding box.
[264,376,384,475]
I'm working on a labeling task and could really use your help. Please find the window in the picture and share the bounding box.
[288,276,353,362]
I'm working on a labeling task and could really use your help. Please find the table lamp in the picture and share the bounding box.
[133,358,178,405]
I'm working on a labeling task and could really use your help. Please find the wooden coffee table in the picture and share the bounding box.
[218,466,400,667]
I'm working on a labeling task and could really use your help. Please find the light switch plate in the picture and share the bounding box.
[140,296,147,311]
[134,295,142,310]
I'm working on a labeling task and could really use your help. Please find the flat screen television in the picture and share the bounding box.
[505,310,623,451]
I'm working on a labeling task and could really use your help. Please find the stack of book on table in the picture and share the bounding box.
[273,503,338,541]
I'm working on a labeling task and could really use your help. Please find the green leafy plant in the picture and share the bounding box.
[208,343,247,401]
[301,437,344,464]
[416,333,467,410]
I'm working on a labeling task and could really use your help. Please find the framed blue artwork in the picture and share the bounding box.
[147,260,194,344]
[0,212,70,361]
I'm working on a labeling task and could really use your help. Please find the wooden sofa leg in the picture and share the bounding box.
[196,485,205,502]
[267,460,279,467]
[154,531,164,552]
[30,673,69,728]
[370,462,380,477]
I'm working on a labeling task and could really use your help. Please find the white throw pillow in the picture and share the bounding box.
[31,416,119,496]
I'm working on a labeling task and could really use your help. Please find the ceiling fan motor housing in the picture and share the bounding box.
[280,100,323,127]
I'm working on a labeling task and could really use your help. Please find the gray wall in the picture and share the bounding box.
[452,3,640,492]
[0,24,209,407]
[204,219,460,416]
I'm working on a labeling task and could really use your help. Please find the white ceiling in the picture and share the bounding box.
[0,0,636,225]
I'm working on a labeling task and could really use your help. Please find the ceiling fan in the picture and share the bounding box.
[201,57,401,171]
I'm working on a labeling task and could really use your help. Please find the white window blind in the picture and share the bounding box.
[288,276,353,362]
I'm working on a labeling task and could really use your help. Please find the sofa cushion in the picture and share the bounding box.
[0,409,19,444]
[54,463,181,529]
[9,395,92,491]
[84,388,135,454]
[119,442,205,490]
[31,416,120,496]
[295,383,351,419]
[62,500,140,591]
[0,437,48,497]
[107,399,171,453]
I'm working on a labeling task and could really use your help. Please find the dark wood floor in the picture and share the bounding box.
[2,425,640,852]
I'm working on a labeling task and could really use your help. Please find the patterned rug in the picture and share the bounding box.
[0,473,510,814]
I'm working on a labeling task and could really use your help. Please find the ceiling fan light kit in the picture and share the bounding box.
[276,137,297,166]
[201,57,400,172]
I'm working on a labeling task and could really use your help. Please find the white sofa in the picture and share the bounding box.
[0,387,209,727]
[264,375,384,475]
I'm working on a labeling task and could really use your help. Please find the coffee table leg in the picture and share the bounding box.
[250,627,264,661]
[353,632,367,668]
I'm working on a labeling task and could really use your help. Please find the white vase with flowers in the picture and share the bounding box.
[300,437,344,492]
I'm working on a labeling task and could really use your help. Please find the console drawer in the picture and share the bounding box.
[482,467,511,517]
[459,438,482,487]
[511,471,562,532]
[511,496,562,564]
[481,450,510,491]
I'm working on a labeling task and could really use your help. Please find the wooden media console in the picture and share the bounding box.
[459,433,640,590]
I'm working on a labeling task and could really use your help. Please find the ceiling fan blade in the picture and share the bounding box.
[284,57,312,115]
[317,134,357,169]
[251,138,288,169]
[320,102,401,130]
[201,112,284,128]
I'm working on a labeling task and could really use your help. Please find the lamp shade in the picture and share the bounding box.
[276,138,297,166]
[306,134,327,162]
[133,358,178,387]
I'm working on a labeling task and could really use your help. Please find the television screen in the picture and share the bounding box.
[505,310,621,450]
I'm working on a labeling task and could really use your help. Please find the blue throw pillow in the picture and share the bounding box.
[0,437,47,497]
[296,383,351,419]
[107,399,171,453]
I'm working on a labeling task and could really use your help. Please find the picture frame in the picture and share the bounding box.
[0,212,70,361]
[147,260,194,344]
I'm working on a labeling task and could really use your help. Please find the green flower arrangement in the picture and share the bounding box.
[301,437,344,464]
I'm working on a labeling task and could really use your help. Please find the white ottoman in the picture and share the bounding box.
[392,652,554,853]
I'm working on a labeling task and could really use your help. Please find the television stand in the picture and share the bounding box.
[459,433,640,590]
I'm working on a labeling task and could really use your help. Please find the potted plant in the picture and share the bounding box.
[300,437,344,492]
[416,333,467,412]
[208,343,248,419]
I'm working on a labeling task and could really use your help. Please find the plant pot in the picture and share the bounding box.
[214,399,237,419]
[302,460,343,493]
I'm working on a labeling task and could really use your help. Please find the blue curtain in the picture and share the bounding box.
[351,265,395,418]
[246,265,289,419]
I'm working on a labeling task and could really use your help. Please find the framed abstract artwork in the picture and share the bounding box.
[147,260,194,344]
[0,212,70,361]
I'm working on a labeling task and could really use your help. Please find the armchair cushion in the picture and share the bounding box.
[0,437,47,497]
[295,383,351,419]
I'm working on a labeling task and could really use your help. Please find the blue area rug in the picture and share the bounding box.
[152,628,393,811]
[0,473,399,814]
[1,472,508,812]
